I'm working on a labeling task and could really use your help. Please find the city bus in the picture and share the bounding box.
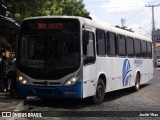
[16,16,153,104]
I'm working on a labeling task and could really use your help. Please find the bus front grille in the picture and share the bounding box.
[32,82,61,86]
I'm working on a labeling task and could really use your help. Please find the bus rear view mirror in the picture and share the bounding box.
[83,56,96,65]
[83,30,89,56]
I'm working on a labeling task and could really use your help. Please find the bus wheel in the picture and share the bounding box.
[134,74,140,91]
[91,79,105,104]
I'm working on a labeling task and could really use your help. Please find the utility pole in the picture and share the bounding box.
[145,3,160,67]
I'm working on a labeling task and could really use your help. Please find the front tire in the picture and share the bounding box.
[91,79,105,104]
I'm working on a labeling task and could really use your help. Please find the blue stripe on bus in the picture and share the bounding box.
[16,82,83,98]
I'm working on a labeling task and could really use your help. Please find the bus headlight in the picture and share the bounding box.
[17,75,29,85]
[64,76,78,86]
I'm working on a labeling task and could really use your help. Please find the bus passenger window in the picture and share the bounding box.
[147,42,152,58]
[107,32,117,56]
[126,37,134,57]
[134,39,141,57]
[141,41,147,58]
[117,34,126,56]
[96,30,106,56]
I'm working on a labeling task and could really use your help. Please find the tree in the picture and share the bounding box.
[3,0,90,23]
[115,25,134,32]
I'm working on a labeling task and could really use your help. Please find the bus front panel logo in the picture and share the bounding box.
[122,59,132,86]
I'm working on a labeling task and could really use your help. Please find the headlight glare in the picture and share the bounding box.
[17,75,29,85]
[22,80,27,84]
[64,76,78,86]
[18,76,23,81]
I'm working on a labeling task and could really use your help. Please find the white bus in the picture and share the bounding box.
[16,16,153,104]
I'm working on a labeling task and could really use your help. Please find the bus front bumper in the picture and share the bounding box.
[16,82,83,99]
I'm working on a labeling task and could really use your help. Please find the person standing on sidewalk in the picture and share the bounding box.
[0,54,9,92]
[0,50,6,92]
[0,53,2,91]
[9,53,17,96]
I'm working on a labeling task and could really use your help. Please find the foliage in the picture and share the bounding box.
[115,25,134,32]
[3,0,90,23]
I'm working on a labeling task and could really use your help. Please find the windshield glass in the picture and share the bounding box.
[19,33,80,70]
[17,18,80,79]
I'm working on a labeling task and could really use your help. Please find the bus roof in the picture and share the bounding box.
[23,16,152,42]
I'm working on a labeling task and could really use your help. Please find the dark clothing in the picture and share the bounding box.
[0,56,9,92]
[9,71,16,95]
[0,56,7,74]
[0,58,2,90]
[0,74,4,91]
[8,58,17,95]
[8,57,14,66]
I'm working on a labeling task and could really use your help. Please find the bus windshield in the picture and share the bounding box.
[18,19,80,79]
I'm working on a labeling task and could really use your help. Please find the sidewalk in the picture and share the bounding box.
[0,92,24,111]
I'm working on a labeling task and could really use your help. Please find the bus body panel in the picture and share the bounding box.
[95,57,153,93]
[82,64,97,98]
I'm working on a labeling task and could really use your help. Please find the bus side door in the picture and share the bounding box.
[82,26,97,98]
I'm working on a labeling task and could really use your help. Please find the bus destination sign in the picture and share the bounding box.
[37,23,63,30]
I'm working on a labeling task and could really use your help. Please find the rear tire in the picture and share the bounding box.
[91,79,105,104]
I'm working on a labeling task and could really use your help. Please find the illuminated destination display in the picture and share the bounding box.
[37,23,63,30]
[21,19,80,32]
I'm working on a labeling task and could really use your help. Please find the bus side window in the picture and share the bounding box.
[83,30,95,65]
[126,37,134,57]
[96,29,106,56]
[134,39,141,58]
[107,32,117,56]
[117,34,126,56]
[141,40,147,58]
[147,42,152,58]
